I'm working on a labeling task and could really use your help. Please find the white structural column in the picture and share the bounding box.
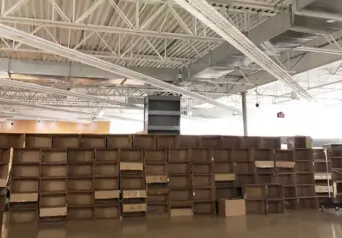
[0,23,241,113]
[173,0,313,101]
[241,92,248,136]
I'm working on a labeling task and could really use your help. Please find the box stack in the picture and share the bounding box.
[0,149,11,223]
[266,184,284,214]
[120,149,147,217]
[244,185,266,215]
[39,149,68,222]
[67,149,94,220]
[234,149,256,186]
[145,149,169,216]
[313,148,332,206]
[9,148,40,224]
[295,149,317,209]
[191,148,216,215]
[168,148,193,217]
[253,149,276,184]
[274,150,296,210]
[213,149,239,200]
[325,144,342,203]
[93,149,120,219]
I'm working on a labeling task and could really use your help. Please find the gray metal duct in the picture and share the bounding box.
[174,0,313,100]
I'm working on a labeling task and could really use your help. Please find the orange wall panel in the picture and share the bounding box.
[0,120,110,134]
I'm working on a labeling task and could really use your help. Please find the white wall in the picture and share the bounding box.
[109,100,342,138]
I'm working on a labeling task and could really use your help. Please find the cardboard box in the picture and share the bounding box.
[219,199,246,217]
[145,176,168,184]
[95,190,120,199]
[215,173,235,181]
[275,161,295,168]
[120,162,143,171]
[170,208,193,217]
[10,193,38,202]
[315,185,333,193]
[39,207,67,217]
[122,203,147,212]
[314,173,331,180]
[122,190,147,198]
[255,161,274,168]
[0,179,7,187]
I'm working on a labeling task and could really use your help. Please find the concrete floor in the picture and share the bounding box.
[2,211,342,238]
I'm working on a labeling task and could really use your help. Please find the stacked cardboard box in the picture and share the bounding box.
[191,148,216,215]
[266,184,284,214]
[254,149,276,184]
[168,148,193,217]
[67,149,94,220]
[325,144,342,203]
[295,149,317,209]
[244,185,266,215]
[94,149,120,219]
[9,148,40,224]
[120,149,147,217]
[39,149,68,222]
[0,149,11,223]
[313,148,332,206]
[245,184,284,214]
[213,149,239,200]
[274,150,296,210]
[145,149,169,216]
[234,149,256,186]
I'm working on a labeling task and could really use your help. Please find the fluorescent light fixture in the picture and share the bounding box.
[326,19,336,23]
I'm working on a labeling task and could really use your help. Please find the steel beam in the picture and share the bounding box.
[0,23,241,113]
[0,17,222,42]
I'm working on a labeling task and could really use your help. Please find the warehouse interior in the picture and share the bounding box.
[0,0,342,237]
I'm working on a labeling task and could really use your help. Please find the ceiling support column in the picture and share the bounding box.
[241,92,248,136]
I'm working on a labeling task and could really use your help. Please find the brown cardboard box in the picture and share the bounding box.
[219,199,246,217]
[215,173,235,181]
[10,193,38,202]
[122,190,147,198]
[314,173,331,180]
[255,161,274,168]
[275,161,295,168]
[95,190,120,199]
[145,176,168,184]
[39,207,67,217]
[170,208,193,217]
[122,203,147,212]
[120,162,143,171]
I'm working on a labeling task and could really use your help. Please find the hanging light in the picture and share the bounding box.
[98,109,104,117]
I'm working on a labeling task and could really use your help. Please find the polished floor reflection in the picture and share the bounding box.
[2,211,342,238]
